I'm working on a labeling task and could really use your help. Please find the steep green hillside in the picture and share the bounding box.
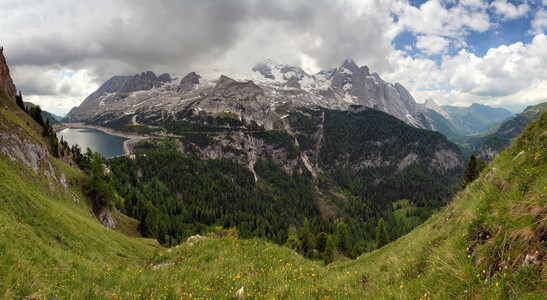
[478,101,547,160]
[0,90,159,298]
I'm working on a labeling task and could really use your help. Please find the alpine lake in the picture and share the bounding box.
[56,127,128,158]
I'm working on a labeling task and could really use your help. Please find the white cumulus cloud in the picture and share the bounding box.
[390,0,490,38]
[491,0,530,21]
[416,35,451,55]
[530,8,547,34]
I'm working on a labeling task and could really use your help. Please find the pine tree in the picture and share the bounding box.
[323,234,335,265]
[139,200,159,237]
[284,226,301,251]
[315,232,328,253]
[375,218,389,249]
[462,154,479,188]
[335,221,350,253]
[299,217,313,257]
[15,91,24,111]
[29,105,45,127]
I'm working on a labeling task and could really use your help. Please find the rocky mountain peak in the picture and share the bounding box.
[216,75,239,89]
[158,73,172,83]
[371,73,385,84]
[118,71,159,94]
[252,63,275,80]
[0,47,17,101]
[423,98,449,120]
[341,59,359,73]
[178,71,201,93]
[355,65,371,77]
[68,59,440,130]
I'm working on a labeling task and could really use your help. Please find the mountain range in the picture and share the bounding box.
[67,59,538,162]
[67,59,439,130]
[420,100,514,137]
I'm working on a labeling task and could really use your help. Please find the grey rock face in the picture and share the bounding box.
[286,76,301,89]
[178,71,200,93]
[478,144,498,161]
[118,71,159,94]
[0,48,17,101]
[252,63,275,80]
[330,62,357,95]
[196,76,273,127]
[422,98,451,120]
[98,209,116,229]
[158,73,172,83]
[341,59,359,73]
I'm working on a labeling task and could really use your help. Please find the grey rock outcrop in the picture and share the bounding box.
[196,76,273,127]
[341,59,359,73]
[252,63,275,80]
[423,98,451,120]
[0,47,17,100]
[286,77,301,89]
[177,72,200,93]
[158,73,172,83]
[118,71,160,94]
[98,209,116,229]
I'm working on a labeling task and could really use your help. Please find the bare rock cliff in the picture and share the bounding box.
[0,47,17,100]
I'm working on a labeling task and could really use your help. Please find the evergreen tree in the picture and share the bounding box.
[323,234,335,265]
[299,217,313,257]
[315,232,328,253]
[140,200,159,237]
[71,144,82,165]
[29,105,45,127]
[375,218,389,249]
[462,154,479,188]
[284,226,301,251]
[335,221,350,253]
[15,91,24,111]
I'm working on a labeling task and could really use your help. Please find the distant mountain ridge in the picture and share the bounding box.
[441,103,514,135]
[66,59,438,130]
[419,99,514,137]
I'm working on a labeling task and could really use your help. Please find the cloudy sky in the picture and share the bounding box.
[1,0,546,115]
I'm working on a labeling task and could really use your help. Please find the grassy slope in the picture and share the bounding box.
[1,82,545,298]
[0,91,159,298]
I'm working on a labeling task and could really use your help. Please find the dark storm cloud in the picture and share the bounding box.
[6,0,253,73]
[4,0,394,77]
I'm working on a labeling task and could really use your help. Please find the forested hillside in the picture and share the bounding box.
[105,106,463,255]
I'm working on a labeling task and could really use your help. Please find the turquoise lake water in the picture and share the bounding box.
[56,127,128,157]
